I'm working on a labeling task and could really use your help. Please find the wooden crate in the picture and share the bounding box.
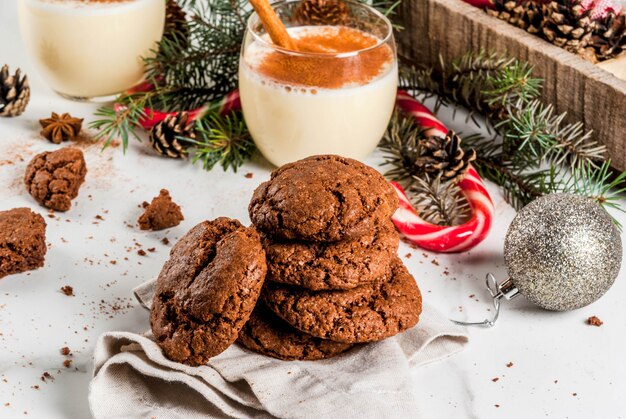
[396,0,626,170]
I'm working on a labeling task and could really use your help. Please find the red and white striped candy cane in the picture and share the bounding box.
[114,88,242,131]
[391,90,494,253]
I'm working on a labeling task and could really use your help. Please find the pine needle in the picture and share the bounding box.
[182,112,255,172]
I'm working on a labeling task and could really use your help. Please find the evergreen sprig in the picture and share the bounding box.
[408,174,471,226]
[184,112,255,172]
[397,50,625,222]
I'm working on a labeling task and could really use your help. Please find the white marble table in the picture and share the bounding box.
[1,2,626,418]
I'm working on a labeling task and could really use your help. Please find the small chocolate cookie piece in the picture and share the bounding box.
[151,218,267,366]
[138,189,184,231]
[249,155,398,242]
[0,208,47,279]
[263,258,422,343]
[264,221,399,291]
[24,147,87,212]
[237,304,353,361]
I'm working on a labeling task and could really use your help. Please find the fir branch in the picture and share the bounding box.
[563,161,626,217]
[183,112,255,172]
[90,95,151,151]
[379,111,427,186]
[400,50,542,119]
[500,100,605,168]
[409,174,471,226]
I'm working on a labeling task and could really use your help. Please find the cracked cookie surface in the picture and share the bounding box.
[24,147,87,212]
[150,218,267,366]
[0,208,47,279]
[249,155,398,242]
[263,258,422,343]
[237,304,353,361]
[264,220,399,291]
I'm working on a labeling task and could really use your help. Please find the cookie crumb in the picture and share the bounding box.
[587,316,603,326]
[137,249,147,256]
[161,237,170,245]
[63,360,72,368]
[572,392,577,396]
[138,189,184,231]
[506,362,513,368]
[245,172,254,179]
[494,404,500,408]
[492,377,499,382]
[60,286,74,296]
[60,347,71,356]
[147,247,156,252]
[404,253,412,259]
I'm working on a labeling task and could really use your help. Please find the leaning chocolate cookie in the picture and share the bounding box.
[263,258,422,343]
[263,221,399,291]
[237,304,353,361]
[249,155,398,242]
[150,218,267,366]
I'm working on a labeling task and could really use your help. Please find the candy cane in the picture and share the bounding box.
[114,89,242,131]
[392,90,494,253]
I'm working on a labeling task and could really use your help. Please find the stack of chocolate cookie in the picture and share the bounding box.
[243,155,423,359]
[150,155,422,365]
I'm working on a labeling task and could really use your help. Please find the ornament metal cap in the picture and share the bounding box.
[453,274,520,327]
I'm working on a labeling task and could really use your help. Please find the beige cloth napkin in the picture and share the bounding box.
[89,279,469,419]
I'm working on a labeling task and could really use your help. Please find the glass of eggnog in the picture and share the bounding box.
[18,0,165,100]
[239,0,398,166]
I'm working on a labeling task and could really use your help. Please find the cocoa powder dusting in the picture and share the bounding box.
[255,27,393,89]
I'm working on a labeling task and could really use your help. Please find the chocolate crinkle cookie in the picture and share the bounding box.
[138,189,184,231]
[24,147,87,212]
[0,208,47,279]
[151,218,267,366]
[263,258,422,343]
[263,220,399,291]
[237,304,353,361]
[249,155,398,242]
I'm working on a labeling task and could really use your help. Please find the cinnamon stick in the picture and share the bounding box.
[248,0,297,50]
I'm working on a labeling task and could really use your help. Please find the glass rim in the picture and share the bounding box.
[245,0,394,59]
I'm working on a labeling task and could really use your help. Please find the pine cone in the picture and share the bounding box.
[415,132,477,183]
[164,0,189,47]
[0,65,30,117]
[149,112,195,158]
[588,11,625,61]
[487,0,544,34]
[293,0,350,25]
[541,0,594,54]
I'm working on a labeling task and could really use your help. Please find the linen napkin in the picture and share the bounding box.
[89,279,469,419]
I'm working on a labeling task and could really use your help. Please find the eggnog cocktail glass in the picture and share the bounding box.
[18,0,165,100]
[239,0,398,166]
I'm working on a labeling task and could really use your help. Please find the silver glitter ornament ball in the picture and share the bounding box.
[504,193,622,311]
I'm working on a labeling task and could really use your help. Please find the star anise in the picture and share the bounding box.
[39,112,83,144]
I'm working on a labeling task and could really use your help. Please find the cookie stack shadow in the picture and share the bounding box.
[240,155,423,360]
